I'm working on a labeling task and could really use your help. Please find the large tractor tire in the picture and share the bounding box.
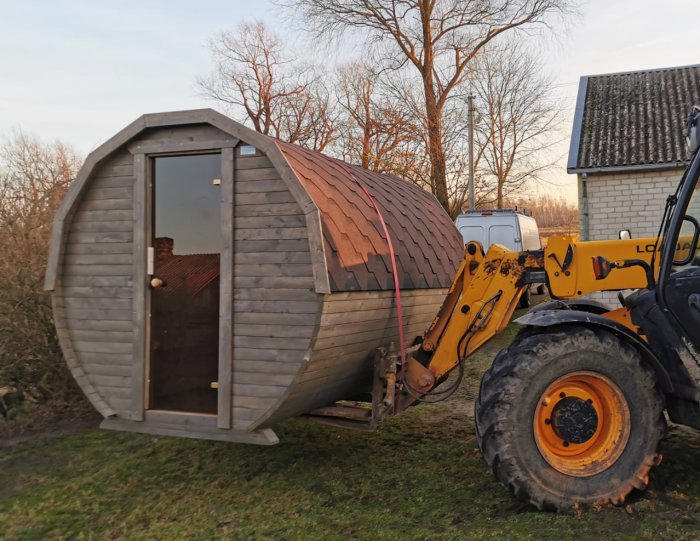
[475,325,665,511]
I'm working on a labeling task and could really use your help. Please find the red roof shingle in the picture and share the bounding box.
[275,141,464,292]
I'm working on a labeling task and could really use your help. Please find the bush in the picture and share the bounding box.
[0,131,85,419]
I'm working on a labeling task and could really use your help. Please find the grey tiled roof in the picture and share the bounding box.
[568,64,700,172]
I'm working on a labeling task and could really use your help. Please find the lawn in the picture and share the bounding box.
[3,322,700,541]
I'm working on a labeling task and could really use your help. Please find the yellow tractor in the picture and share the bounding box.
[373,107,700,510]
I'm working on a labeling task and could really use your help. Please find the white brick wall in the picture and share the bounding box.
[578,168,682,307]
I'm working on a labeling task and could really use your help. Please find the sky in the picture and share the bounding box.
[1,0,698,203]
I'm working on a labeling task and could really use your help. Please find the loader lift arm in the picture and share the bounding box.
[402,235,657,400]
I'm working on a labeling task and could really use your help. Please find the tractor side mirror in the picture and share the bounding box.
[673,215,700,266]
[687,106,700,153]
[619,229,631,240]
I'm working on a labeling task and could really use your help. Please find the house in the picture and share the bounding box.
[567,64,700,306]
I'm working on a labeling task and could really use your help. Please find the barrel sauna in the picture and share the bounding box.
[45,109,464,444]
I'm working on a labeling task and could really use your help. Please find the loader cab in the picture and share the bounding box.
[656,149,700,352]
[626,107,700,427]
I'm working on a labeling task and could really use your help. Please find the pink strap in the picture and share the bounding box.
[328,157,406,368]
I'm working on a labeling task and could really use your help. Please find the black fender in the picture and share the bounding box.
[515,307,673,392]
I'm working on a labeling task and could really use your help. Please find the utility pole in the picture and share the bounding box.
[467,95,475,210]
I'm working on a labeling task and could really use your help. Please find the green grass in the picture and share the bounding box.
[3,323,700,540]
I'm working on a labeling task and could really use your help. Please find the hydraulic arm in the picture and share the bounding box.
[403,235,658,396]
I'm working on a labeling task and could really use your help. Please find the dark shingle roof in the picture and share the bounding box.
[568,64,700,172]
[276,141,464,291]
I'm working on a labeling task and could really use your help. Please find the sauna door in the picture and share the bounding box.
[148,154,222,414]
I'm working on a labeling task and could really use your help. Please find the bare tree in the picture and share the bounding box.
[335,62,422,174]
[472,41,563,208]
[282,0,575,212]
[199,21,337,151]
[0,132,82,416]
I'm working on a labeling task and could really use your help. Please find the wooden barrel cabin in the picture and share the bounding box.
[45,109,464,444]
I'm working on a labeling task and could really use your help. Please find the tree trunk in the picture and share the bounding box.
[497,179,504,209]
[420,1,449,213]
[425,96,448,212]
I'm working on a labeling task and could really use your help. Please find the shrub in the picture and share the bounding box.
[0,131,84,418]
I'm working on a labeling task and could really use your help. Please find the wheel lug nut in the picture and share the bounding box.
[545,418,551,425]
[563,441,570,447]
[559,392,566,398]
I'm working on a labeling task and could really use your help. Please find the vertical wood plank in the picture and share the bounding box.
[131,153,147,421]
[218,147,234,429]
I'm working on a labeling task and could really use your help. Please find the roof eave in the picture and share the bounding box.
[566,76,589,171]
[568,161,689,175]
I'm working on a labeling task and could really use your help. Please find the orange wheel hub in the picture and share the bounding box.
[534,371,630,477]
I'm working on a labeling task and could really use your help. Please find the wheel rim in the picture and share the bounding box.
[533,371,631,477]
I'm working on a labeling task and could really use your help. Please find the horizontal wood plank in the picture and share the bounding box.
[74,351,133,365]
[235,179,287,193]
[232,371,296,386]
[234,264,312,277]
[233,300,318,314]
[235,203,303,217]
[63,308,133,321]
[64,319,133,332]
[61,286,133,299]
[231,349,306,364]
[234,215,305,229]
[61,275,133,287]
[73,209,133,222]
[91,176,135,189]
[89,374,131,388]
[234,336,313,351]
[234,167,280,182]
[233,287,317,302]
[67,232,133,244]
[233,324,316,338]
[77,198,133,211]
[235,227,308,241]
[234,276,315,290]
[84,363,132,377]
[64,254,132,266]
[235,192,296,206]
[70,221,133,233]
[82,186,134,200]
[64,242,133,255]
[70,330,134,343]
[232,383,286,398]
[72,341,133,354]
[59,296,132,309]
[97,164,133,178]
[62,264,133,276]
[233,311,318,326]
[234,155,273,170]
[234,239,309,253]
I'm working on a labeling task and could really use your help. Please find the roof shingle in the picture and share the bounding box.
[570,64,700,171]
[275,141,464,292]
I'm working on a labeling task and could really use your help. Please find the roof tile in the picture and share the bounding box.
[574,65,700,170]
[275,141,463,292]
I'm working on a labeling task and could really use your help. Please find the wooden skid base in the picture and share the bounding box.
[100,416,279,445]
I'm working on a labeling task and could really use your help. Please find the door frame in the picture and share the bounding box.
[130,140,237,429]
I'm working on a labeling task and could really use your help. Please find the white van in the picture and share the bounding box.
[454,209,543,306]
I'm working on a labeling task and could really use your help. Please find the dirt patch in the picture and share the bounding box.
[0,406,100,449]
